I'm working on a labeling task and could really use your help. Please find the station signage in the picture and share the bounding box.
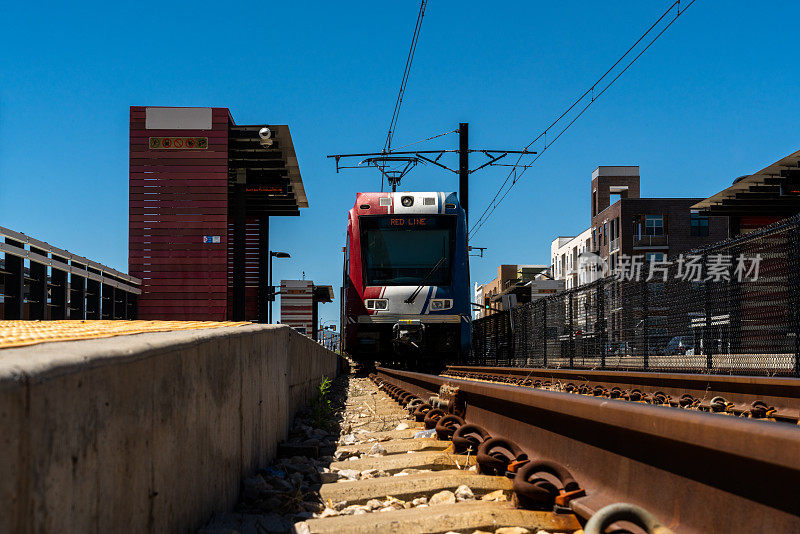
[245,185,286,194]
[149,137,208,150]
[203,236,221,244]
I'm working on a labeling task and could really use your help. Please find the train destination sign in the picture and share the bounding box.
[390,217,429,227]
[366,215,454,230]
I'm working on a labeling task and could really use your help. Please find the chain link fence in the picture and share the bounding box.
[468,214,800,376]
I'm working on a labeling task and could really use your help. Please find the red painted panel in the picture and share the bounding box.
[130,106,230,320]
[130,186,228,194]
[130,174,228,183]
[129,243,226,251]
[131,213,228,221]
[130,129,228,138]
[129,237,225,245]
[134,270,228,280]
[130,152,230,161]
[131,256,228,265]
[130,200,228,208]
[130,165,228,173]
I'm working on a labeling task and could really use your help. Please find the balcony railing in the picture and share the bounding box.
[610,237,620,252]
[633,234,669,248]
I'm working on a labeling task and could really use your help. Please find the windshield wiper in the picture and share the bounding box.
[404,256,446,304]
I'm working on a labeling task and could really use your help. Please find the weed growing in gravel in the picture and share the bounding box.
[309,376,334,429]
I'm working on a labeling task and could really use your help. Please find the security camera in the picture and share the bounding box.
[258,126,273,147]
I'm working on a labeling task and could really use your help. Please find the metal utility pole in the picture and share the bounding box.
[459,123,469,227]
[258,216,269,323]
[268,251,291,323]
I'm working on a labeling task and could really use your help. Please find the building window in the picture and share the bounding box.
[690,212,709,236]
[645,215,664,236]
[645,252,665,263]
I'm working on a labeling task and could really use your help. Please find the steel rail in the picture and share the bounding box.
[444,365,800,423]
[375,366,800,534]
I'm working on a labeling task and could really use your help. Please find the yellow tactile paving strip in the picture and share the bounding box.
[0,320,251,349]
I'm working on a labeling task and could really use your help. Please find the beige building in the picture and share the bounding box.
[473,264,553,319]
[550,227,596,290]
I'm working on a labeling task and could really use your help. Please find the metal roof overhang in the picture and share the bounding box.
[691,149,800,217]
[228,124,308,216]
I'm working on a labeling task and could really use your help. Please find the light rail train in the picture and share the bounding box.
[341,191,470,368]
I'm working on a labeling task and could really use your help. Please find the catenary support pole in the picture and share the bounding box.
[459,122,469,228]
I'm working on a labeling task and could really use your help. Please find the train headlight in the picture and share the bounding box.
[401,196,414,207]
[430,299,453,311]
[365,299,389,311]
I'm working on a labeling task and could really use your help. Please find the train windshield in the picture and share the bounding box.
[360,215,455,286]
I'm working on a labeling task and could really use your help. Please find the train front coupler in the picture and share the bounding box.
[392,319,426,353]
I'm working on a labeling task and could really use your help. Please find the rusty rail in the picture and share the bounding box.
[444,365,800,423]
[375,366,800,534]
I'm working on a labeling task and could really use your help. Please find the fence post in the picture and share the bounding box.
[641,278,649,369]
[568,292,575,367]
[506,308,516,366]
[728,243,742,363]
[597,281,606,369]
[542,299,548,368]
[788,227,800,377]
[704,254,714,371]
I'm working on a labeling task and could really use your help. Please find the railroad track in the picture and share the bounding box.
[443,365,800,424]
[204,368,799,533]
[367,366,800,534]
[295,376,585,534]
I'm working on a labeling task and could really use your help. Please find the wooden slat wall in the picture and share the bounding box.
[129,107,230,320]
[226,219,261,319]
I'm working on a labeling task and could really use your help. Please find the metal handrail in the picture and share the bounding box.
[0,225,141,285]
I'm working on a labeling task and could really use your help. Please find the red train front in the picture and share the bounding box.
[341,191,471,367]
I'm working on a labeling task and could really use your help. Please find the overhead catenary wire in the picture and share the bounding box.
[391,128,459,151]
[469,0,696,240]
[384,0,428,155]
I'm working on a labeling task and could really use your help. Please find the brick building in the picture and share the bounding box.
[590,166,729,271]
[586,166,729,345]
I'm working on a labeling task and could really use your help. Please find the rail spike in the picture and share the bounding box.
[512,459,585,510]
[423,408,446,430]
[584,503,675,534]
[452,423,491,453]
[434,414,464,441]
[476,437,528,476]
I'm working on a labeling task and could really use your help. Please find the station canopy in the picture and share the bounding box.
[692,148,800,217]
[228,124,308,216]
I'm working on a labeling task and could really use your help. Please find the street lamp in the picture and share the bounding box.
[269,251,291,324]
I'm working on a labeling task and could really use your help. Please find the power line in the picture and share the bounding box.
[391,128,458,151]
[384,0,428,155]
[469,0,696,240]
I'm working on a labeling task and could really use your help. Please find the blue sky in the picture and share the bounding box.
[1,1,798,327]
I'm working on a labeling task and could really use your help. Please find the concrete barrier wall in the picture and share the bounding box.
[0,324,339,533]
